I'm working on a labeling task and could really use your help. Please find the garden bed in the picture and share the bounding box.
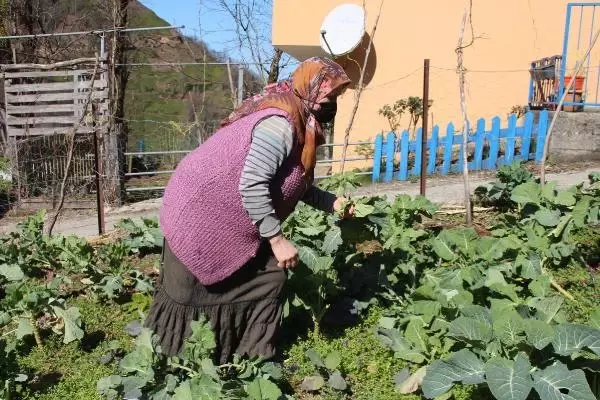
[1,165,600,400]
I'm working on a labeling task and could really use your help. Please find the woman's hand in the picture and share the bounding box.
[333,197,355,219]
[269,234,299,269]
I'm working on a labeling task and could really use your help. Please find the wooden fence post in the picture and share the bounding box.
[442,123,454,175]
[412,128,423,176]
[427,125,439,174]
[457,121,468,173]
[372,133,383,182]
[521,112,534,161]
[384,132,396,183]
[535,110,549,163]
[474,118,485,170]
[505,114,517,165]
[398,131,409,181]
[488,117,501,169]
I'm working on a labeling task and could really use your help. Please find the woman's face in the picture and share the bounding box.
[313,98,338,124]
[313,85,346,124]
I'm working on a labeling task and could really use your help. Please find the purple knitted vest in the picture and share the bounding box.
[160,108,308,285]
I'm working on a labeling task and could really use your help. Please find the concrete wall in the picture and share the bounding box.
[272,0,600,171]
[547,111,600,162]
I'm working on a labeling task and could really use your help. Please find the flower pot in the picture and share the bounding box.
[554,75,585,92]
[566,75,585,91]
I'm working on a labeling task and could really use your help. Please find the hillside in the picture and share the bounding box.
[123,1,254,151]
[5,0,262,151]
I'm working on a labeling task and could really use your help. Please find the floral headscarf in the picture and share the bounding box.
[220,57,351,179]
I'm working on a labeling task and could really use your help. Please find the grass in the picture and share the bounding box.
[124,66,232,151]
[0,157,10,193]
[128,2,169,28]
[551,225,600,325]
[284,308,409,400]
[574,225,600,269]
[283,307,492,400]
[553,262,600,325]
[17,297,146,400]
[83,1,239,154]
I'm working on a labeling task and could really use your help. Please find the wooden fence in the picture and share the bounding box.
[3,66,108,137]
[1,59,109,208]
[371,110,549,182]
[14,135,96,206]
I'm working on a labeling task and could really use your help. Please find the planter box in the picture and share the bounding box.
[554,75,586,92]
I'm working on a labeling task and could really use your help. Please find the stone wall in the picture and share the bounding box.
[534,111,600,163]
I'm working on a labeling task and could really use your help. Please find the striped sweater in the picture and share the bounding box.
[239,115,336,238]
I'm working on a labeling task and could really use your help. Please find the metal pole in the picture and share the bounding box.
[558,4,573,107]
[320,30,335,57]
[117,61,247,67]
[420,59,430,196]
[100,34,106,59]
[0,25,185,40]
[94,130,106,235]
[237,65,244,106]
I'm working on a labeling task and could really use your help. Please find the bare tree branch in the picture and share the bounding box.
[46,57,101,235]
[200,51,208,116]
[214,0,289,84]
[1,57,97,71]
[8,0,113,64]
[456,9,472,225]
[340,0,384,174]
[267,48,283,83]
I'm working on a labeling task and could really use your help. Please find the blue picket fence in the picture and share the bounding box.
[371,110,549,183]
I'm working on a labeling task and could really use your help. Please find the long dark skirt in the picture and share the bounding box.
[144,239,286,364]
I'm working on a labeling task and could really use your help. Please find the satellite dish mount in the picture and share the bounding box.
[319,4,366,58]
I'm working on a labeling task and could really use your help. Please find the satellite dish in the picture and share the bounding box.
[319,4,365,57]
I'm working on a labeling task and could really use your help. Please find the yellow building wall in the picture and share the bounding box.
[273,0,600,172]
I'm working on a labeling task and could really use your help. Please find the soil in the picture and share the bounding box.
[1,161,599,238]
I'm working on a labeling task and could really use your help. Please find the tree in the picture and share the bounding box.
[0,0,9,62]
[0,0,9,149]
[8,0,41,63]
[106,0,130,205]
[340,0,384,174]
[208,0,291,84]
[378,97,434,136]
[7,0,107,63]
